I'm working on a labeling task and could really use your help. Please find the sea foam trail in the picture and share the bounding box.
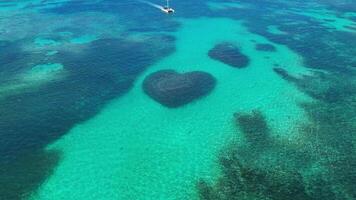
[139,0,164,10]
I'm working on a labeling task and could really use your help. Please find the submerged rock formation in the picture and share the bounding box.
[273,67,299,82]
[255,43,276,52]
[142,70,216,108]
[208,43,250,68]
[234,110,270,145]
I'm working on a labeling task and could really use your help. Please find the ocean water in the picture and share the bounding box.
[0,1,355,200]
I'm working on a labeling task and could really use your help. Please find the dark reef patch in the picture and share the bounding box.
[273,67,356,198]
[209,159,310,200]
[197,108,349,200]
[234,110,270,145]
[198,111,315,200]
[0,35,174,199]
[208,43,250,68]
[255,43,276,52]
[0,40,47,80]
[322,18,336,23]
[142,70,216,108]
[197,180,219,200]
[0,150,60,200]
[344,25,356,31]
[273,67,299,82]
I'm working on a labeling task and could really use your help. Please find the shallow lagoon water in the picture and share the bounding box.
[1,0,355,200]
[33,17,310,199]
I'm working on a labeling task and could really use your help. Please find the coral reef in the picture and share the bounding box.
[142,70,216,108]
[234,110,270,146]
[197,108,355,200]
[208,43,250,68]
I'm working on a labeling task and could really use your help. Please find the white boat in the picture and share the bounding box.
[161,0,174,13]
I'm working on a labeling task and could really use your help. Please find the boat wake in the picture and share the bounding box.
[139,0,164,10]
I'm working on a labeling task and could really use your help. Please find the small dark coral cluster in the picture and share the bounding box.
[255,43,276,52]
[142,70,216,108]
[234,111,270,146]
[208,42,250,68]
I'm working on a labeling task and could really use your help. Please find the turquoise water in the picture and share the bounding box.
[32,17,310,199]
[0,1,355,200]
